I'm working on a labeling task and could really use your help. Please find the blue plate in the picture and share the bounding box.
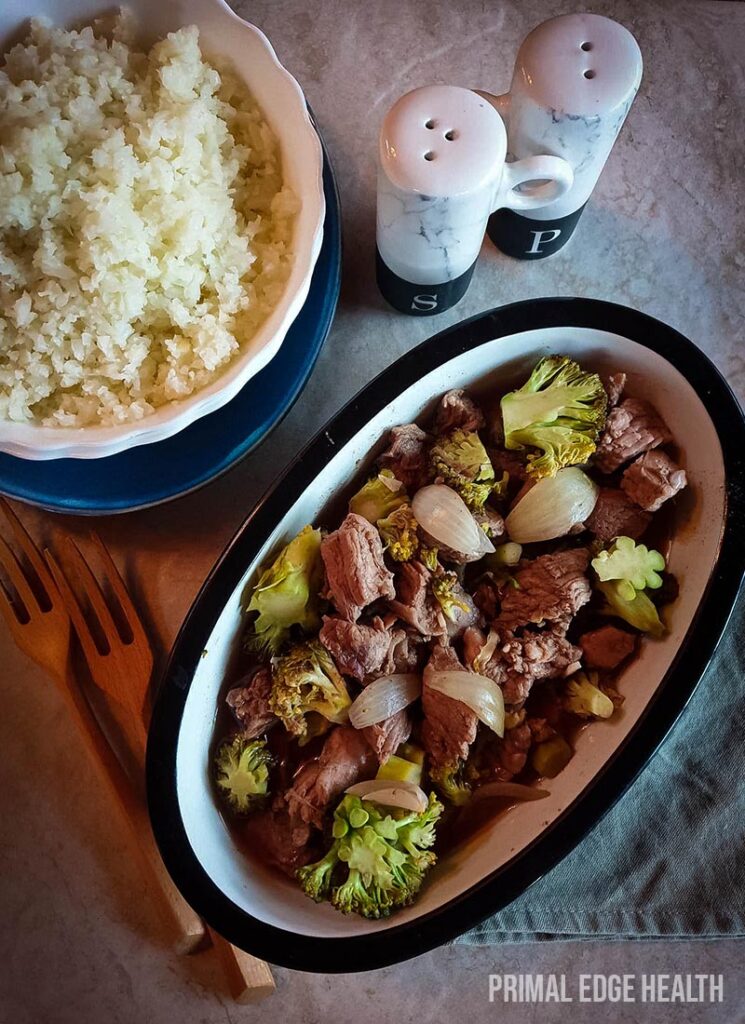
[0,149,341,514]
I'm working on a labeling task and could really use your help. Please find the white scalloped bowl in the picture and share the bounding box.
[0,0,325,460]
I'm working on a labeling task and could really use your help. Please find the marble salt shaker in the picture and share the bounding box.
[376,86,507,315]
[486,13,643,260]
[376,85,573,315]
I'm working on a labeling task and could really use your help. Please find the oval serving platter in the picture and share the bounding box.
[147,298,745,972]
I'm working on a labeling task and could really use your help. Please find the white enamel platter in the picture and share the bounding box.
[147,298,745,972]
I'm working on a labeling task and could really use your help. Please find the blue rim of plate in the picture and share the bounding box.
[0,142,341,515]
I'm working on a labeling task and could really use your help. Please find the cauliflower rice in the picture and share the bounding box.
[0,17,298,427]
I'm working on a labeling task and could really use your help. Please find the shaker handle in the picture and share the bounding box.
[497,156,574,212]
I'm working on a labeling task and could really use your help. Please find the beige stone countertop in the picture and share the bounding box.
[1,1,744,1021]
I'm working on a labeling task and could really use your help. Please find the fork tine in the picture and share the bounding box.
[45,548,102,668]
[0,533,39,615]
[0,498,57,599]
[0,569,20,631]
[88,533,151,654]
[60,536,122,652]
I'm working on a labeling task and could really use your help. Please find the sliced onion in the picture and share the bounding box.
[348,673,420,729]
[427,670,505,738]
[471,628,500,674]
[505,467,598,544]
[346,779,428,813]
[412,484,495,560]
[472,782,550,803]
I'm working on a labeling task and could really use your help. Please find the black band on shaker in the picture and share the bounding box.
[487,203,587,260]
[376,251,477,316]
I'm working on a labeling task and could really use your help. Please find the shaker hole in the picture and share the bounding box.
[425,119,436,129]
[424,151,435,161]
[444,129,457,141]
[581,41,592,51]
[584,69,596,79]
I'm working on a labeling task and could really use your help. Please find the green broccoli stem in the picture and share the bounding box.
[297,842,340,903]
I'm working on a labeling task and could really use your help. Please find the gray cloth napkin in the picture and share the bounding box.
[458,594,745,943]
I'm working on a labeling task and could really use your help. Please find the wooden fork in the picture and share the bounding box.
[0,499,204,953]
[45,530,276,1004]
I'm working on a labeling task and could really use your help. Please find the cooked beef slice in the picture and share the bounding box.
[226,667,277,738]
[284,726,377,828]
[474,627,582,705]
[492,722,533,780]
[527,717,556,745]
[378,423,431,491]
[512,477,538,507]
[490,447,528,482]
[381,628,425,674]
[362,708,412,762]
[421,644,478,768]
[243,804,314,875]
[621,450,687,512]
[433,389,485,435]
[604,372,626,408]
[580,625,637,670]
[594,398,672,473]
[498,549,591,630]
[321,513,395,621]
[472,578,499,621]
[319,616,399,681]
[389,561,447,637]
[585,487,652,543]
[463,624,486,668]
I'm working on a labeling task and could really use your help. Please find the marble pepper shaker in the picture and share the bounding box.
[486,13,643,260]
[376,85,573,315]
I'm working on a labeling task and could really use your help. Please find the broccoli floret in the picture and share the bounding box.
[500,355,608,479]
[245,525,323,655]
[564,671,615,719]
[299,711,333,747]
[349,469,409,523]
[531,735,573,778]
[214,736,273,815]
[492,470,511,502]
[420,545,440,571]
[430,429,499,510]
[504,708,527,730]
[297,843,340,903]
[597,580,666,637]
[429,761,471,805]
[592,538,667,636]
[431,572,471,622]
[377,503,420,561]
[377,753,423,785]
[297,793,443,919]
[270,640,351,740]
[397,793,442,856]
[332,865,397,918]
[381,849,436,912]
[377,504,440,569]
[592,536,666,601]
